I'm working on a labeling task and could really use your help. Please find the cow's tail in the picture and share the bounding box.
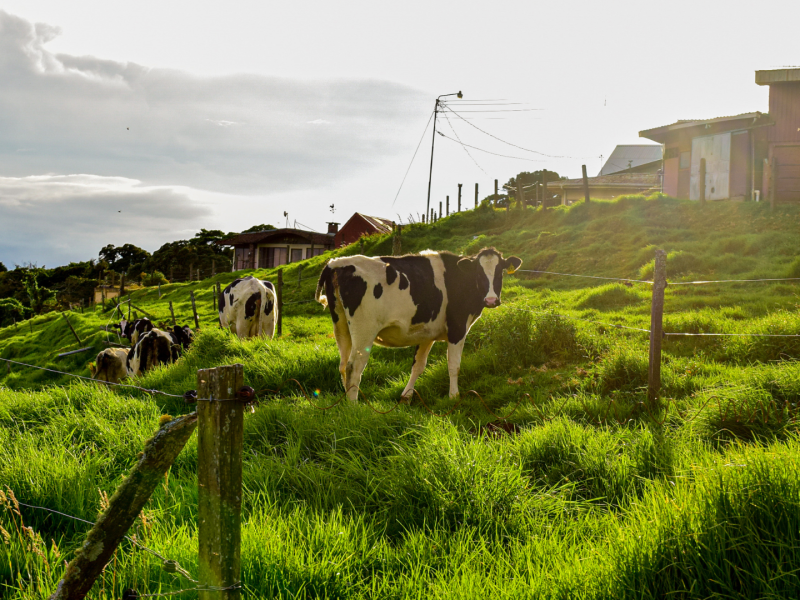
[315,265,332,307]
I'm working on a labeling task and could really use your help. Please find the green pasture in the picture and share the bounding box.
[1,195,800,598]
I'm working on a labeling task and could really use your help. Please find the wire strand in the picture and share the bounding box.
[436,131,546,163]
[514,269,652,284]
[669,277,800,285]
[440,111,487,174]
[391,110,435,207]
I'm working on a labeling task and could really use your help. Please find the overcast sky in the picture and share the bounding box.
[0,1,797,267]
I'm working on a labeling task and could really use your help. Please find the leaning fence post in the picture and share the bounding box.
[276,269,283,337]
[48,413,198,600]
[647,249,667,408]
[582,164,590,204]
[392,224,402,256]
[62,313,83,346]
[169,301,177,327]
[197,364,244,600]
[190,291,200,329]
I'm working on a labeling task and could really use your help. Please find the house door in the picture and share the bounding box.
[774,145,800,204]
[690,133,731,200]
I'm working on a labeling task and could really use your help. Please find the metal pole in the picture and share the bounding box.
[425,99,440,221]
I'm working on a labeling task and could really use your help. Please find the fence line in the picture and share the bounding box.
[669,277,800,285]
[514,269,652,285]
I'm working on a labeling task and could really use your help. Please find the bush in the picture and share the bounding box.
[141,271,169,286]
[0,298,27,327]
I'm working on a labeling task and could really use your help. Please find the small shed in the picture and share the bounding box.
[335,213,394,248]
[217,226,336,271]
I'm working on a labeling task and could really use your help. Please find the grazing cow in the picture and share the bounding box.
[315,248,522,401]
[127,329,181,377]
[90,348,131,384]
[119,318,154,346]
[218,276,277,339]
[168,325,195,351]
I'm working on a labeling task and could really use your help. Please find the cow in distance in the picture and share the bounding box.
[90,348,131,384]
[315,248,522,401]
[219,276,277,339]
[127,329,182,377]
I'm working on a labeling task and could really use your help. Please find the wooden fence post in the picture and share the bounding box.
[458,183,462,212]
[61,313,82,346]
[475,182,478,208]
[190,291,200,329]
[446,195,450,216]
[297,264,304,287]
[582,164,590,204]
[48,413,198,600]
[197,364,245,600]
[392,224,402,256]
[439,200,443,220]
[517,182,526,209]
[169,301,177,327]
[647,249,667,409]
[276,269,283,337]
[699,158,706,205]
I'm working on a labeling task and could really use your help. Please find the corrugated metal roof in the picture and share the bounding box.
[599,145,663,176]
[639,112,770,143]
[356,214,394,234]
[217,228,333,247]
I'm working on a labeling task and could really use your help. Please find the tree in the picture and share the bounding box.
[240,224,276,234]
[0,262,7,273]
[23,270,56,315]
[98,244,151,273]
[0,298,26,327]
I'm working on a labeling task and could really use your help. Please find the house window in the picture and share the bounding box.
[679,151,691,170]
[291,249,304,263]
[235,247,248,270]
[306,247,325,259]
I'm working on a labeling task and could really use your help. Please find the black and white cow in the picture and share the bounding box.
[90,348,131,384]
[127,329,181,377]
[119,318,154,346]
[168,325,195,351]
[219,276,278,339]
[315,248,522,401]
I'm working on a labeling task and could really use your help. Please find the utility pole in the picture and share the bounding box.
[426,91,463,221]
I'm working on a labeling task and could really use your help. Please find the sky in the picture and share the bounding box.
[0,0,796,268]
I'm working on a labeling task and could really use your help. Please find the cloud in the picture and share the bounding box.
[0,174,211,267]
[0,10,428,195]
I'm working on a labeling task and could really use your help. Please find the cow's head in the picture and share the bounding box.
[458,248,522,308]
[172,325,195,350]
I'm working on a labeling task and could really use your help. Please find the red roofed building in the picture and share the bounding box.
[335,213,394,248]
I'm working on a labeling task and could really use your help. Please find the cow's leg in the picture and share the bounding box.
[331,313,352,390]
[401,340,435,399]
[446,338,468,398]
[344,329,379,402]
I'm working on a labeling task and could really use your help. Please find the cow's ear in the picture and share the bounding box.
[504,256,522,274]
[457,257,475,272]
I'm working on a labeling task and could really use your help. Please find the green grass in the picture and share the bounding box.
[2,195,800,598]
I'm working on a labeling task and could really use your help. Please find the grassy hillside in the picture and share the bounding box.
[2,195,800,599]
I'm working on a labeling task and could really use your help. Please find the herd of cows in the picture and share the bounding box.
[89,248,522,400]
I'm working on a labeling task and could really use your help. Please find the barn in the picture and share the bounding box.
[639,68,800,204]
[334,213,394,248]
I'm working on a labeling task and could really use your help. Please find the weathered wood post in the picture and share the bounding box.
[446,195,449,216]
[439,200,443,219]
[494,179,498,206]
[458,183,462,212]
[392,224,402,256]
[647,249,667,409]
[190,291,200,329]
[517,182,526,209]
[48,413,198,600]
[297,264,304,287]
[699,158,706,205]
[62,313,82,346]
[770,157,777,211]
[276,269,283,337]
[542,172,548,208]
[582,164,590,204]
[169,301,177,327]
[197,364,245,600]
[475,182,478,208]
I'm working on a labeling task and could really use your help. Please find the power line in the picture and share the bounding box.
[441,110,487,174]
[442,105,590,159]
[392,110,435,207]
[436,131,545,162]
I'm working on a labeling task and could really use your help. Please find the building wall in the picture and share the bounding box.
[335,215,380,248]
[663,157,679,196]
[690,133,731,201]
[768,83,800,143]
